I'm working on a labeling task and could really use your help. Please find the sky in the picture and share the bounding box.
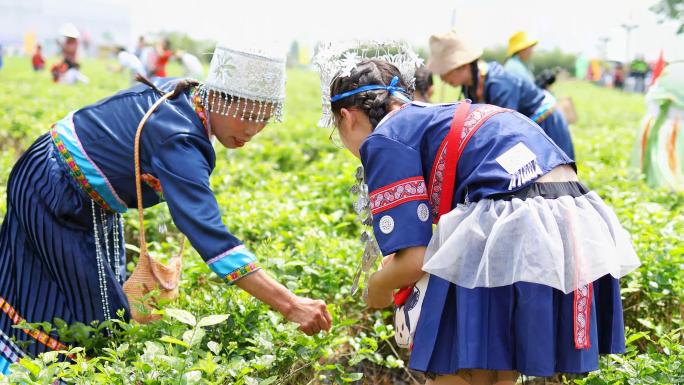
[3,0,681,61]
[127,0,684,62]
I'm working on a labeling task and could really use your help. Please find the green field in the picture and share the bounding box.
[0,56,682,384]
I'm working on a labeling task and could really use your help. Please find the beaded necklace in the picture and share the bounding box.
[191,87,211,137]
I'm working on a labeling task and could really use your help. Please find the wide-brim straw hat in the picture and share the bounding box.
[507,31,538,57]
[427,29,483,76]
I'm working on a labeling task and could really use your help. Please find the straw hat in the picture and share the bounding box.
[507,31,538,57]
[427,29,483,76]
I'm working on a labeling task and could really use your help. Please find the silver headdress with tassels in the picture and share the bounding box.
[313,40,424,128]
[198,43,286,123]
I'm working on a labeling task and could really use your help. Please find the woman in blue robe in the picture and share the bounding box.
[427,29,576,160]
[0,44,332,374]
[321,58,639,384]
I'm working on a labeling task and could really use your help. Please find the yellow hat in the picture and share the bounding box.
[427,29,483,76]
[507,31,538,57]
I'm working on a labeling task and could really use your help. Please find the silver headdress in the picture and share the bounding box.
[313,40,424,128]
[199,43,286,123]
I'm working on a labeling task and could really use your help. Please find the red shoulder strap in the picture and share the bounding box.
[437,102,471,218]
[395,102,472,307]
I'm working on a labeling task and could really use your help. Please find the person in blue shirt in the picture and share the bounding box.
[321,58,639,384]
[428,29,576,160]
[0,43,331,374]
[503,31,537,84]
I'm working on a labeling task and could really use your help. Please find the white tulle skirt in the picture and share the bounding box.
[422,183,640,294]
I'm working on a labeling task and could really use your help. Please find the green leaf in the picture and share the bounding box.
[40,351,59,364]
[197,314,229,327]
[637,318,656,330]
[165,308,197,326]
[260,376,278,385]
[207,341,221,355]
[626,332,649,345]
[160,335,190,348]
[183,328,206,346]
[182,370,202,385]
[341,372,364,382]
[19,357,41,376]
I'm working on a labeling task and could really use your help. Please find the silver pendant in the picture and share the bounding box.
[350,165,382,295]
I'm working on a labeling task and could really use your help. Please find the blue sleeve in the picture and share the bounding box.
[485,77,521,110]
[151,134,259,284]
[361,135,433,256]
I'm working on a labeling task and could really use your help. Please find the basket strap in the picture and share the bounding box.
[134,91,179,257]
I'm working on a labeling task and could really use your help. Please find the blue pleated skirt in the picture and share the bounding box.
[539,109,575,160]
[408,182,627,378]
[0,134,128,372]
[408,274,625,377]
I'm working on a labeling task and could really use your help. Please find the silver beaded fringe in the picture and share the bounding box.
[92,201,125,323]
[197,84,283,123]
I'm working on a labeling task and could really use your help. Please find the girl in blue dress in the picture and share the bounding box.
[0,43,332,374]
[427,29,576,160]
[321,58,639,384]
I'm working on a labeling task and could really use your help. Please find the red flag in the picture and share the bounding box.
[651,50,666,86]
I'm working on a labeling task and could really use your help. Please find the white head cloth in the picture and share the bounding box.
[199,43,286,122]
[313,40,424,128]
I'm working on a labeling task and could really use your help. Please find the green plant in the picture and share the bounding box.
[0,58,681,385]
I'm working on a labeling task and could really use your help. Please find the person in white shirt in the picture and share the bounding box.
[177,50,204,79]
[114,47,146,84]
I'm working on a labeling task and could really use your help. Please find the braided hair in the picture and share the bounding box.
[414,66,433,97]
[330,59,412,129]
[461,61,479,102]
[135,73,200,99]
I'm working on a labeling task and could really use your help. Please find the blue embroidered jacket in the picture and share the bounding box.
[484,62,545,116]
[51,78,258,284]
[361,102,573,256]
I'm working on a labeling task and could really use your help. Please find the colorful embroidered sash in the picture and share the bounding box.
[530,91,557,124]
[427,103,508,223]
[0,297,69,353]
[51,113,128,213]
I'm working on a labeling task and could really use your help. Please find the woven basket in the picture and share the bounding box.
[122,91,184,323]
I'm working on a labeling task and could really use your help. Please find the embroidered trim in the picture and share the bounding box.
[141,173,164,201]
[427,105,507,222]
[207,244,247,265]
[0,297,69,352]
[369,177,428,215]
[428,141,449,221]
[51,129,117,214]
[66,114,129,212]
[0,336,21,367]
[573,284,593,349]
[532,104,556,124]
[224,262,260,285]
